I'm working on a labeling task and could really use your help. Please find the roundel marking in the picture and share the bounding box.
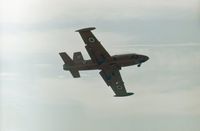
[88,37,95,43]
[117,85,123,90]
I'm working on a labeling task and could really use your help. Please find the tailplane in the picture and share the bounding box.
[59,52,73,65]
[59,52,80,78]
[68,68,80,78]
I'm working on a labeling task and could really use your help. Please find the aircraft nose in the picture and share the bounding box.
[141,55,149,62]
[144,55,149,61]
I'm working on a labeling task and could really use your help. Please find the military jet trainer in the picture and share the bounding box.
[59,27,149,97]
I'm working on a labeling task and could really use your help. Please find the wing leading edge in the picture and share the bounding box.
[76,27,133,96]
[76,27,111,65]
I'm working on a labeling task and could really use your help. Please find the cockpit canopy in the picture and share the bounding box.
[130,54,139,59]
[112,53,140,61]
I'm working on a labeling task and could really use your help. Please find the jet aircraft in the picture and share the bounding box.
[59,27,149,97]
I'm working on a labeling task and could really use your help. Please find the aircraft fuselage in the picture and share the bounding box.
[63,53,149,71]
[60,27,149,96]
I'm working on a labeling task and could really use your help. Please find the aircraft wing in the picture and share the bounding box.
[76,27,112,65]
[99,65,133,97]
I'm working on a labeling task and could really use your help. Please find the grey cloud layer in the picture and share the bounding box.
[1,0,200,131]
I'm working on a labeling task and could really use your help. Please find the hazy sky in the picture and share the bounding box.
[1,0,200,131]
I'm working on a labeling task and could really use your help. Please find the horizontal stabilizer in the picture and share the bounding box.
[69,68,80,78]
[59,52,73,65]
[59,52,80,78]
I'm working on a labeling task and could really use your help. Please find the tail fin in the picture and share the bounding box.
[59,52,80,78]
[73,52,84,64]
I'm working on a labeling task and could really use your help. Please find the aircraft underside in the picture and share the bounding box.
[59,27,149,97]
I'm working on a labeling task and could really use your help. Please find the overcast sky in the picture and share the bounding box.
[1,0,200,131]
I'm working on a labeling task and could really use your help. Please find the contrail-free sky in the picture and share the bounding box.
[1,0,200,131]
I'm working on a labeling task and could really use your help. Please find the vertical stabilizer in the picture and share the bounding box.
[73,52,84,64]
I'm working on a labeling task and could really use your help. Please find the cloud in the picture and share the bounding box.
[1,0,199,24]
[1,0,200,131]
